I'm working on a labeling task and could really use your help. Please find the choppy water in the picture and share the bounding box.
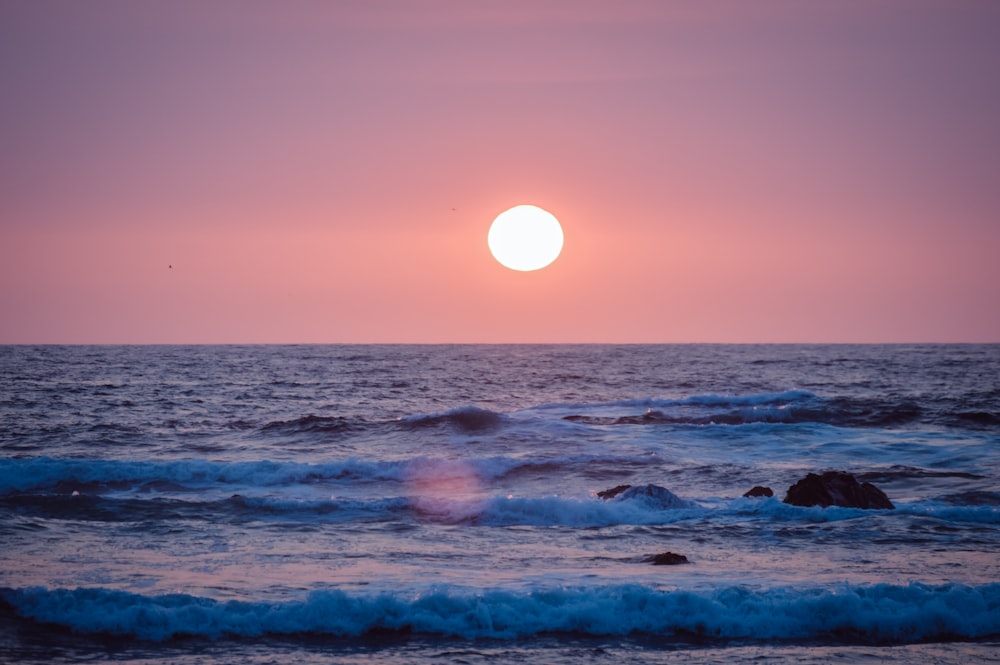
[1,344,998,663]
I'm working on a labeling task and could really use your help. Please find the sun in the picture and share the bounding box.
[487,205,564,271]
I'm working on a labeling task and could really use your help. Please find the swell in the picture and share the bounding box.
[258,415,370,437]
[400,406,505,432]
[3,488,995,528]
[0,493,411,524]
[0,457,403,494]
[0,453,661,495]
[555,391,996,430]
[260,406,508,435]
[3,582,998,643]
[4,389,994,461]
[0,406,510,452]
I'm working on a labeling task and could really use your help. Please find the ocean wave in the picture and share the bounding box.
[4,457,996,527]
[858,465,986,483]
[555,391,935,429]
[0,453,661,495]
[24,492,996,528]
[478,494,998,528]
[898,502,1000,524]
[0,476,700,525]
[727,496,1000,525]
[401,406,506,432]
[531,390,817,413]
[0,457,404,494]
[258,415,369,437]
[4,582,998,643]
[476,491,700,527]
[0,490,691,527]
[952,410,1000,427]
[678,390,818,407]
[0,493,413,524]
[937,490,1000,506]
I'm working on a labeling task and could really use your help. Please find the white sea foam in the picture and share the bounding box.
[478,494,699,527]
[6,455,996,527]
[5,583,998,642]
[0,453,662,494]
[0,457,406,493]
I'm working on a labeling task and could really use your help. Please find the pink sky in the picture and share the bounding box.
[2,0,998,343]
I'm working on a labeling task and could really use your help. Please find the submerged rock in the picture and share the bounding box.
[597,484,632,500]
[642,552,690,565]
[783,471,894,509]
[598,484,695,509]
[743,486,774,498]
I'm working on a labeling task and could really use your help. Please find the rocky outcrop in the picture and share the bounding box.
[641,552,689,565]
[743,486,774,498]
[597,484,632,500]
[783,471,894,509]
[598,484,695,509]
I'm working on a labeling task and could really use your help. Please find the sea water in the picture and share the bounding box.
[1,344,998,664]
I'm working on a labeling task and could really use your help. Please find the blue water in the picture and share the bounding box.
[1,344,998,663]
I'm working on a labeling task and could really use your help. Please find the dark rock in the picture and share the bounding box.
[563,414,617,425]
[783,471,895,509]
[597,484,632,500]
[743,486,774,498]
[619,484,695,509]
[642,552,690,565]
[598,484,695,509]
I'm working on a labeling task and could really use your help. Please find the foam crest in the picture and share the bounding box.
[0,457,405,494]
[678,390,818,406]
[729,496,1000,525]
[546,390,939,429]
[5,582,997,642]
[478,493,700,527]
[0,453,661,495]
[6,457,994,528]
[900,502,1000,524]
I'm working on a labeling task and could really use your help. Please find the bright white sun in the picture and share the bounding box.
[488,205,564,271]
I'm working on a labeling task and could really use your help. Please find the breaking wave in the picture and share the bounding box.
[0,453,661,496]
[4,481,994,528]
[556,391,947,429]
[4,582,998,643]
[0,457,403,494]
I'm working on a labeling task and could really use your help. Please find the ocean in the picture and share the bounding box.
[1,344,998,664]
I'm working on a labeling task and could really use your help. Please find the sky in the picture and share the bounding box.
[2,0,998,344]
